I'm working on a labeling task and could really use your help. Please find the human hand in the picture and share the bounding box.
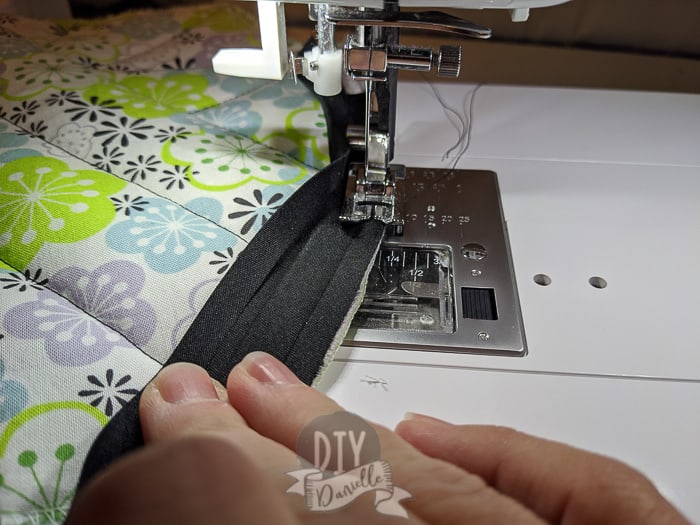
[68,352,688,524]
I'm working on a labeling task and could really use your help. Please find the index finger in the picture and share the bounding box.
[395,415,689,525]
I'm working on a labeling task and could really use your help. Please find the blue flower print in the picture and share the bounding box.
[0,129,41,163]
[0,358,28,422]
[171,100,262,137]
[186,196,230,223]
[279,166,308,182]
[0,130,28,149]
[218,74,265,97]
[250,80,315,109]
[105,198,238,274]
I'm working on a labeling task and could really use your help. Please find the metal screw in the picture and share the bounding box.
[471,269,482,277]
[478,331,490,342]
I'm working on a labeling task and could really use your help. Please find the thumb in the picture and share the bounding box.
[138,361,301,477]
[139,362,243,443]
[70,363,300,525]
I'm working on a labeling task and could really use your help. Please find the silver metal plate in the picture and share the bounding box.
[352,245,454,333]
[345,166,526,356]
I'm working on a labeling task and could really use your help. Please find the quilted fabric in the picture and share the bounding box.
[0,4,329,522]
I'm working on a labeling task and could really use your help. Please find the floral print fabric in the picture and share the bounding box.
[0,3,328,522]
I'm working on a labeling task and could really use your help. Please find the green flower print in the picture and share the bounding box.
[0,401,109,523]
[0,444,76,522]
[163,132,309,192]
[1,54,103,101]
[0,157,126,270]
[83,73,217,119]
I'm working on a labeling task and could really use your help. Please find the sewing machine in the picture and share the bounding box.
[213,1,700,521]
[214,0,573,356]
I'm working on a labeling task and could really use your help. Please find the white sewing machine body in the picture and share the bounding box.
[215,1,700,521]
[325,82,700,522]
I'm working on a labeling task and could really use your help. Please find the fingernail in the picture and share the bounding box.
[243,352,301,385]
[154,362,220,404]
[403,412,452,427]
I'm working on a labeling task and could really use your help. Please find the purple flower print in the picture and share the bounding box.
[3,261,156,366]
[5,291,118,366]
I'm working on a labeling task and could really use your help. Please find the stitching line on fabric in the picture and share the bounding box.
[0,120,239,367]
[0,116,253,246]
[0,253,21,274]
[213,77,277,105]
[0,82,322,368]
[183,78,327,172]
[0,253,163,368]
[175,112,323,172]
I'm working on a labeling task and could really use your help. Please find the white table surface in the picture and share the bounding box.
[318,82,700,522]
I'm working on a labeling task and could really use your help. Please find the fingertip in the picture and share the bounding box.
[225,353,351,452]
[395,413,455,444]
[231,351,303,386]
[152,362,227,404]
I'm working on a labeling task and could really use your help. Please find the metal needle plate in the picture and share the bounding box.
[346,167,526,356]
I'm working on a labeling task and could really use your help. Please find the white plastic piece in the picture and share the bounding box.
[510,7,530,21]
[303,46,343,97]
[342,74,366,96]
[212,1,288,80]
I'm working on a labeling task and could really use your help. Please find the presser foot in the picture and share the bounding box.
[340,162,403,224]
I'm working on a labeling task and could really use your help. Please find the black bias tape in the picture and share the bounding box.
[76,152,385,491]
